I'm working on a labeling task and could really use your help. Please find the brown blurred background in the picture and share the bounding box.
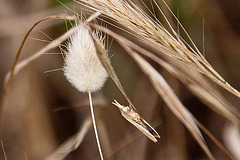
[0,0,239,159]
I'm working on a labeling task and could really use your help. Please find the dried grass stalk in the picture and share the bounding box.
[45,117,91,160]
[90,28,160,142]
[74,0,240,159]
[128,49,214,160]
[223,123,240,160]
[0,12,101,126]
[91,23,214,158]
[91,24,240,125]
[76,0,240,98]
[76,0,240,99]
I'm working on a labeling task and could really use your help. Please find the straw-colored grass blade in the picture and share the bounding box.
[90,30,132,105]
[90,28,160,142]
[139,48,240,124]
[1,12,101,126]
[91,24,240,125]
[129,51,215,160]
[87,24,238,158]
[45,117,91,160]
[77,0,240,99]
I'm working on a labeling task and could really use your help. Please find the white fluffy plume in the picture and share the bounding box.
[63,25,108,93]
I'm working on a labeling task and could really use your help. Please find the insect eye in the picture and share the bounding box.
[121,107,129,112]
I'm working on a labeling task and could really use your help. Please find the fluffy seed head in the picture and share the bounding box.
[63,25,108,93]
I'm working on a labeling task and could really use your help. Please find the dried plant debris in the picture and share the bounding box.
[45,118,92,160]
[130,52,215,159]
[75,1,240,158]
[91,26,160,143]
[76,0,240,98]
[3,0,240,159]
[1,12,101,122]
[112,99,160,143]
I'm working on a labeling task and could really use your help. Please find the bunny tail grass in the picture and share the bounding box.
[63,23,108,160]
[63,25,108,93]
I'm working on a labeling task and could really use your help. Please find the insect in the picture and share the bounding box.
[112,99,160,142]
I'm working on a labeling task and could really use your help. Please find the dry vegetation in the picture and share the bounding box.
[0,0,240,160]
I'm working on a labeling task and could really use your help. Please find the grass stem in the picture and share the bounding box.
[88,91,104,160]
